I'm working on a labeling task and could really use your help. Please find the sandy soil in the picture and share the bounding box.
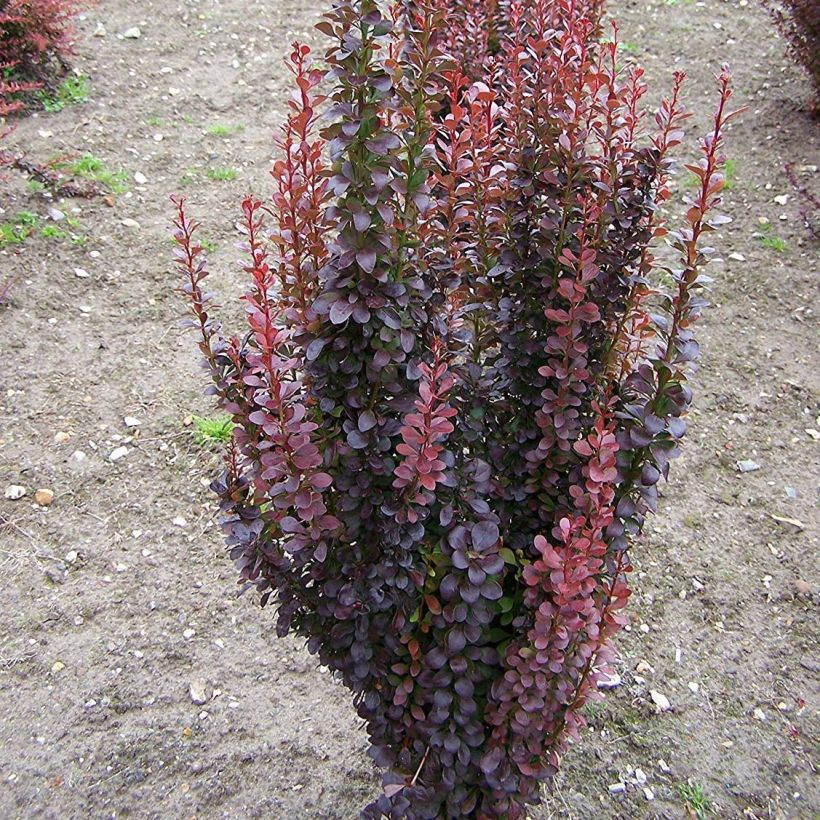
[0,0,817,818]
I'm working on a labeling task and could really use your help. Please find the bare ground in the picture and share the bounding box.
[0,0,817,818]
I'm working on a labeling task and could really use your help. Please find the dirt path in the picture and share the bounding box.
[0,1,817,818]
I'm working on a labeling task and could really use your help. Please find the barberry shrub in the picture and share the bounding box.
[0,0,88,85]
[175,0,737,816]
[763,0,820,114]
[0,64,40,131]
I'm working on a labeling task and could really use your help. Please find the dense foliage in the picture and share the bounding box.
[763,0,820,113]
[0,0,88,84]
[176,0,736,816]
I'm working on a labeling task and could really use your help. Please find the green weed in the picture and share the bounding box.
[60,154,129,194]
[192,415,234,446]
[678,781,714,819]
[206,122,243,137]
[758,235,788,253]
[206,167,238,182]
[38,75,89,112]
[0,212,39,246]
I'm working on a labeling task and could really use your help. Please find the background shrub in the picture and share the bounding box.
[762,0,820,113]
[0,0,89,85]
[177,0,736,816]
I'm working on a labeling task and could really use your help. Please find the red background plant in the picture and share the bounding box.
[0,0,89,84]
[762,0,820,114]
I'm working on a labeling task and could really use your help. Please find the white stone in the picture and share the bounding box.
[650,690,671,712]
[122,26,141,39]
[4,485,26,500]
[74,267,90,278]
[109,446,130,462]
[189,679,209,705]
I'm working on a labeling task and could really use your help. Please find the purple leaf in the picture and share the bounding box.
[329,299,354,325]
[358,410,377,432]
[471,521,499,551]
[356,248,377,273]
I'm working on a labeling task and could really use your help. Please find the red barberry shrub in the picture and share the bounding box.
[426,0,605,81]
[0,0,88,84]
[763,0,820,114]
[176,1,737,816]
[0,62,40,126]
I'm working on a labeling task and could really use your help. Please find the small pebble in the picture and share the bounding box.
[54,431,71,444]
[736,459,760,473]
[74,267,90,279]
[122,26,141,38]
[51,661,65,673]
[134,172,148,185]
[189,679,209,705]
[109,446,130,462]
[4,485,26,500]
[123,416,142,428]
[35,488,54,507]
[650,690,671,712]
[608,782,626,795]
[183,628,196,639]
[121,218,140,229]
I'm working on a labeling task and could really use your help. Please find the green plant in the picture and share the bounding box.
[40,225,67,239]
[37,73,89,112]
[758,235,788,252]
[0,211,39,246]
[59,153,128,193]
[192,415,234,446]
[678,781,714,819]
[206,166,238,182]
[206,123,243,137]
